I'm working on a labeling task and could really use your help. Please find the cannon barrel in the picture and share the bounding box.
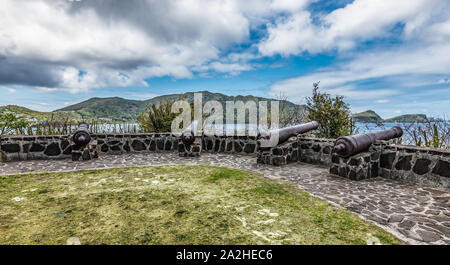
[257,121,319,148]
[72,122,92,146]
[181,120,199,145]
[333,126,403,157]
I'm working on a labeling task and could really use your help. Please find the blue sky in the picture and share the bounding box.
[1,0,449,119]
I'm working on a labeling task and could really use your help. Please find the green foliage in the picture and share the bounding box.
[137,100,178,133]
[352,110,383,123]
[417,125,444,148]
[306,82,354,138]
[0,112,30,135]
[406,121,448,148]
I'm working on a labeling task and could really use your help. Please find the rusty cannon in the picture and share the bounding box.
[72,122,92,146]
[180,120,199,145]
[333,126,403,157]
[257,121,319,148]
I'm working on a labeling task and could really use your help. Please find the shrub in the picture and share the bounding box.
[306,82,355,138]
[137,100,180,133]
[0,112,30,136]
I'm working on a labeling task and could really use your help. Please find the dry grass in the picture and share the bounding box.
[0,165,400,245]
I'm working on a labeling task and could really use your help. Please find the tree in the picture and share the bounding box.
[0,112,30,136]
[306,82,354,138]
[137,96,195,133]
[276,93,307,127]
[137,100,178,133]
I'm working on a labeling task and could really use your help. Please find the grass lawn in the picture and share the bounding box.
[0,165,401,245]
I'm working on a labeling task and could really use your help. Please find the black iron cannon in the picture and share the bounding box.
[72,122,92,146]
[180,120,199,145]
[333,126,403,157]
[257,121,319,148]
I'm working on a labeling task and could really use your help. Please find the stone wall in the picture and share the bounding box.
[201,135,258,155]
[2,133,449,188]
[93,133,178,154]
[0,135,72,161]
[257,137,333,166]
[330,143,450,188]
[298,137,334,165]
[378,145,450,188]
[257,137,299,166]
[1,133,259,161]
[330,144,382,181]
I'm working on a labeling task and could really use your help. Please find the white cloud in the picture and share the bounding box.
[375,99,390,104]
[258,0,447,56]
[1,0,290,92]
[0,0,324,93]
[266,0,450,105]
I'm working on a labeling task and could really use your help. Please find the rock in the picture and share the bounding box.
[272,156,286,166]
[131,140,146,151]
[398,220,415,229]
[234,142,242,153]
[395,155,412,171]
[312,144,321,152]
[226,141,233,152]
[164,140,172,151]
[416,230,441,242]
[44,143,61,156]
[432,160,450,178]
[413,159,431,175]
[380,152,396,169]
[156,139,165,150]
[101,144,109,152]
[1,143,20,153]
[123,142,131,152]
[244,143,255,153]
[178,143,185,153]
[149,140,156,151]
[388,214,404,223]
[425,223,450,238]
[214,139,220,152]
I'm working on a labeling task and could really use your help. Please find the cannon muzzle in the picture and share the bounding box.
[181,120,199,145]
[333,126,403,157]
[72,122,92,146]
[257,121,319,148]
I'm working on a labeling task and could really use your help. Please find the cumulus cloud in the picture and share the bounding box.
[0,0,288,92]
[258,0,446,56]
[265,0,450,104]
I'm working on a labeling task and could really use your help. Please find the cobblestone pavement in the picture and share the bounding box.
[1,152,449,245]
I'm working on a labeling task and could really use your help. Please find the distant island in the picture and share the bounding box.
[0,91,303,122]
[352,110,436,123]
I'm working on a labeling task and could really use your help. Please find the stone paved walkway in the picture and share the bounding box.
[1,152,449,245]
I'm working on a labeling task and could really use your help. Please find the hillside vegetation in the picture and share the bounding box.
[53,91,302,122]
[352,110,432,123]
[351,110,383,123]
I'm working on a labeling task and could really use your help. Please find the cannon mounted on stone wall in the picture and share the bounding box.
[333,126,403,157]
[180,120,199,145]
[257,121,319,148]
[72,122,92,146]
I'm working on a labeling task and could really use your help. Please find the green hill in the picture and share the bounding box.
[352,110,433,123]
[56,97,144,121]
[2,91,303,122]
[0,105,81,121]
[384,114,429,123]
[352,110,383,123]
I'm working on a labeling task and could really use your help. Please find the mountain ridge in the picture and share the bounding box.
[3,91,303,122]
